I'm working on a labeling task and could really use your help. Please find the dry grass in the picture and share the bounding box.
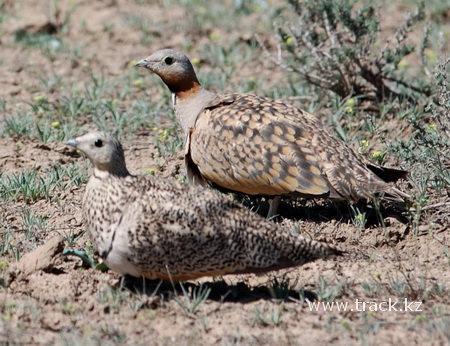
[0,0,449,344]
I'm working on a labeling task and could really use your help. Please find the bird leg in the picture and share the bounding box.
[267,196,281,219]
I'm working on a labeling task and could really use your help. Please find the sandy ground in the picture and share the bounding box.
[0,0,449,344]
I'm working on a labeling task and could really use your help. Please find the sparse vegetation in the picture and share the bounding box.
[0,0,448,344]
[174,283,211,317]
[252,304,283,326]
[262,0,431,103]
[0,163,89,203]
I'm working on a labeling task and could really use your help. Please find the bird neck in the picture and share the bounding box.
[172,84,216,134]
[173,79,202,99]
[93,166,130,179]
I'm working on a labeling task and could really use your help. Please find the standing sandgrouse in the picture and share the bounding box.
[136,49,408,217]
[66,131,341,281]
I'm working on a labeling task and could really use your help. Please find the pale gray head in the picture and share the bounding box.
[135,49,201,93]
[66,131,129,177]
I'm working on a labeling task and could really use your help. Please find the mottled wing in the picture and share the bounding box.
[112,178,282,280]
[107,175,342,281]
[189,94,330,197]
[308,126,407,202]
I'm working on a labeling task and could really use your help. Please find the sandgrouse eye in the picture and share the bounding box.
[94,139,103,147]
[164,56,174,65]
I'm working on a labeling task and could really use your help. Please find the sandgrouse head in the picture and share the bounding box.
[66,131,128,177]
[136,49,199,92]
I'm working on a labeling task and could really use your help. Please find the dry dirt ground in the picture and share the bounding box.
[0,0,449,345]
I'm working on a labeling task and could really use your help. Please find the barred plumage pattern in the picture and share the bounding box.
[67,131,341,281]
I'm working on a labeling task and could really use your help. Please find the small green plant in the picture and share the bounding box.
[0,234,21,261]
[0,163,90,203]
[64,162,90,188]
[368,195,386,230]
[267,277,296,300]
[350,205,367,229]
[59,96,86,118]
[62,228,83,247]
[21,209,48,239]
[174,283,211,317]
[252,304,283,326]
[389,276,409,297]
[315,275,347,302]
[0,170,52,202]
[85,75,107,101]
[425,315,450,341]
[361,272,384,297]
[153,126,183,157]
[37,74,63,92]
[96,284,126,313]
[35,121,70,143]
[2,113,34,137]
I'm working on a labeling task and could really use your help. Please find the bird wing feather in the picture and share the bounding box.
[188,93,330,197]
[111,177,286,280]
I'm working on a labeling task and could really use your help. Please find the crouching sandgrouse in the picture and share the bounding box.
[66,131,340,281]
[136,49,408,217]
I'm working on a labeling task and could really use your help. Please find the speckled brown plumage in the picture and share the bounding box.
[136,49,409,217]
[66,131,341,281]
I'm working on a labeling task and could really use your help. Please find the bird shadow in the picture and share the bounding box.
[236,195,409,227]
[120,275,317,305]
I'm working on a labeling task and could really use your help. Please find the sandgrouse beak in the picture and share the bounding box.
[135,59,150,68]
[66,138,79,148]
